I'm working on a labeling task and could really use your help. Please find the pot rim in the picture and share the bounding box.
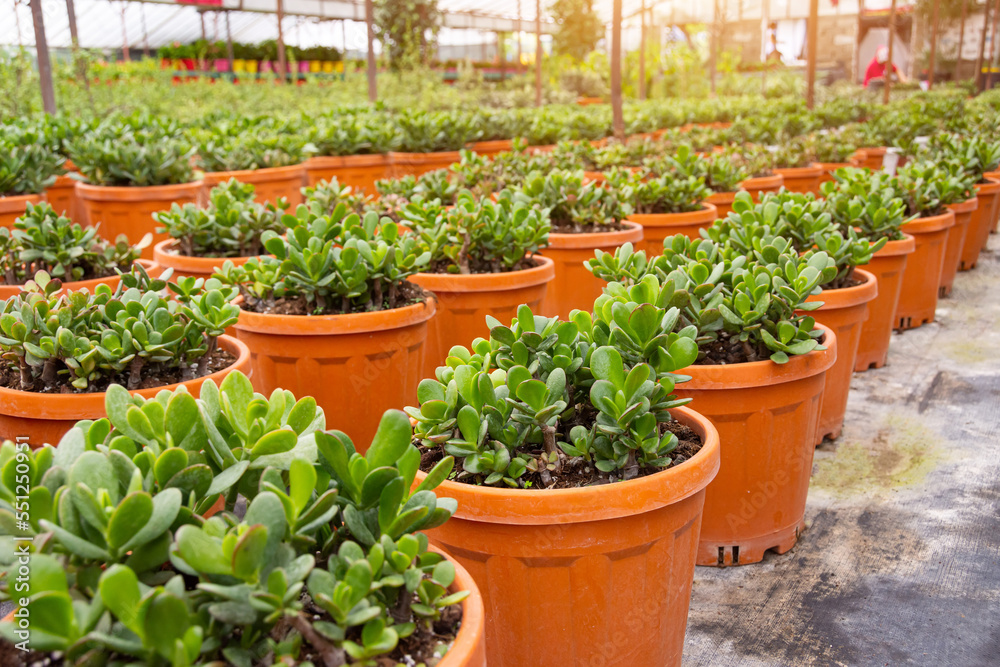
[413,405,720,525]
[233,292,437,336]
[975,177,1000,193]
[411,254,555,291]
[153,239,255,271]
[388,150,464,162]
[75,180,204,201]
[739,174,784,189]
[902,209,955,234]
[627,203,718,227]
[201,163,306,183]
[706,190,737,202]
[545,219,644,249]
[0,334,249,422]
[0,193,44,210]
[774,165,823,177]
[304,154,389,168]
[805,268,878,308]
[947,196,979,214]
[679,322,837,389]
[873,232,916,257]
[431,545,486,667]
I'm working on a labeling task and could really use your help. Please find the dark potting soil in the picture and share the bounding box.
[0,347,236,394]
[424,255,540,275]
[822,268,866,291]
[0,638,61,667]
[550,221,627,234]
[419,419,703,490]
[238,280,432,317]
[696,330,828,365]
[0,265,122,289]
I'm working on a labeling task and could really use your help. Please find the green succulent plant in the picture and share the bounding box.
[607,167,711,214]
[513,169,632,232]
[0,126,63,196]
[69,116,196,187]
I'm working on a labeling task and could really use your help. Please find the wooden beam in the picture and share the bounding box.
[884,0,896,104]
[976,0,991,89]
[225,11,234,75]
[927,0,940,88]
[709,0,719,96]
[535,0,542,107]
[611,0,624,140]
[29,0,56,114]
[989,0,1000,88]
[806,0,818,108]
[366,0,376,101]
[956,0,967,81]
[517,0,522,64]
[639,0,646,100]
[276,0,287,82]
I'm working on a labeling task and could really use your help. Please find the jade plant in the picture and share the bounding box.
[513,170,632,233]
[0,381,468,666]
[154,179,289,258]
[217,202,431,315]
[394,111,476,153]
[606,167,711,214]
[69,117,196,187]
[821,168,913,242]
[921,133,1000,184]
[403,190,550,274]
[0,126,63,196]
[895,160,976,218]
[304,112,400,157]
[0,266,238,391]
[191,118,306,172]
[1,202,149,285]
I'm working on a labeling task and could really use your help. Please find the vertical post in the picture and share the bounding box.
[499,32,506,80]
[200,11,207,41]
[884,0,896,104]
[639,0,647,100]
[341,19,347,54]
[709,0,720,96]
[806,0,818,109]
[988,0,1000,88]
[611,0,624,140]
[927,0,940,88]
[366,0,377,101]
[535,0,542,107]
[225,11,234,75]
[761,0,769,95]
[517,0,522,65]
[29,0,56,114]
[276,0,287,82]
[121,5,131,62]
[956,0,967,81]
[141,1,150,58]
[66,0,80,46]
[976,0,991,89]
[854,0,864,84]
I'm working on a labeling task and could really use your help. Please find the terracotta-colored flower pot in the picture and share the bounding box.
[739,174,784,201]
[153,239,254,282]
[774,165,823,195]
[76,181,202,259]
[416,405,720,667]
[410,256,555,376]
[942,196,977,296]
[44,174,80,220]
[201,164,305,208]
[233,296,435,449]
[986,170,1000,233]
[854,234,916,371]
[811,161,859,186]
[856,146,888,171]
[960,178,1000,270]
[582,170,607,184]
[304,154,391,195]
[0,194,42,228]
[0,259,158,300]
[628,203,718,253]
[465,139,514,157]
[527,144,556,155]
[539,221,644,319]
[673,325,837,566]
[896,210,954,330]
[0,335,250,448]
[575,96,604,106]
[707,191,737,219]
[802,270,877,443]
[389,151,462,178]
[431,546,487,667]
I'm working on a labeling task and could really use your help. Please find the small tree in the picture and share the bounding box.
[374,0,442,69]
[550,0,604,62]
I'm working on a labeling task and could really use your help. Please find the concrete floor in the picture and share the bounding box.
[683,239,1000,667]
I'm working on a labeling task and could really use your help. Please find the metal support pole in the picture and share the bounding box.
[639,0,646,100]
[927,0,940,88]
[611,0,624,140]
[366,0,377,101]
[709,0,720,96]
[988,0,1000,88]
[276,0,287,82]
[956,0,967,80]
[225,11,234,76]
[517,0,522,65]
[535,0,542,107]
[884,0,896,104]
[976,0,991,89]
[30,0,56,113]
[806,0,818,108]
[121,4,130,62]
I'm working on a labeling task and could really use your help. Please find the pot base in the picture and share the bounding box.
[699,519,804,567]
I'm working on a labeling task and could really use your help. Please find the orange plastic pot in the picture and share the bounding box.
[0,259,158,300]
[76,181,202,259]
[942,196,977,296]
[0,335,250,448]
[707,191,737,219]
[153,239,254,282]
[896,210,954,330]
[739,174,784,201]
[430,546,487,667]
[628,203,718,252]
[465,139,513,157]
[416,406,720,667]
[987,170,1000,232]
[854,234,916,371]
[960,178,1000,270]
[774,165,823,195]
[811,161,858,186]
[673,326,837,566]
[802,270,877,443]
[44,174,80,219]
[539,221,644,319]
[857,146,888,170]
[0,194,42,228]
[304,154,390,195]
[582,170,607,184]
[201,163,305,208]
[389,151,462,178]
[575,96,604,106]
[233,295,435,449]
[410,256,554,376]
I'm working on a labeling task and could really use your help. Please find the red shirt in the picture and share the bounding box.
[864,58,899,87]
